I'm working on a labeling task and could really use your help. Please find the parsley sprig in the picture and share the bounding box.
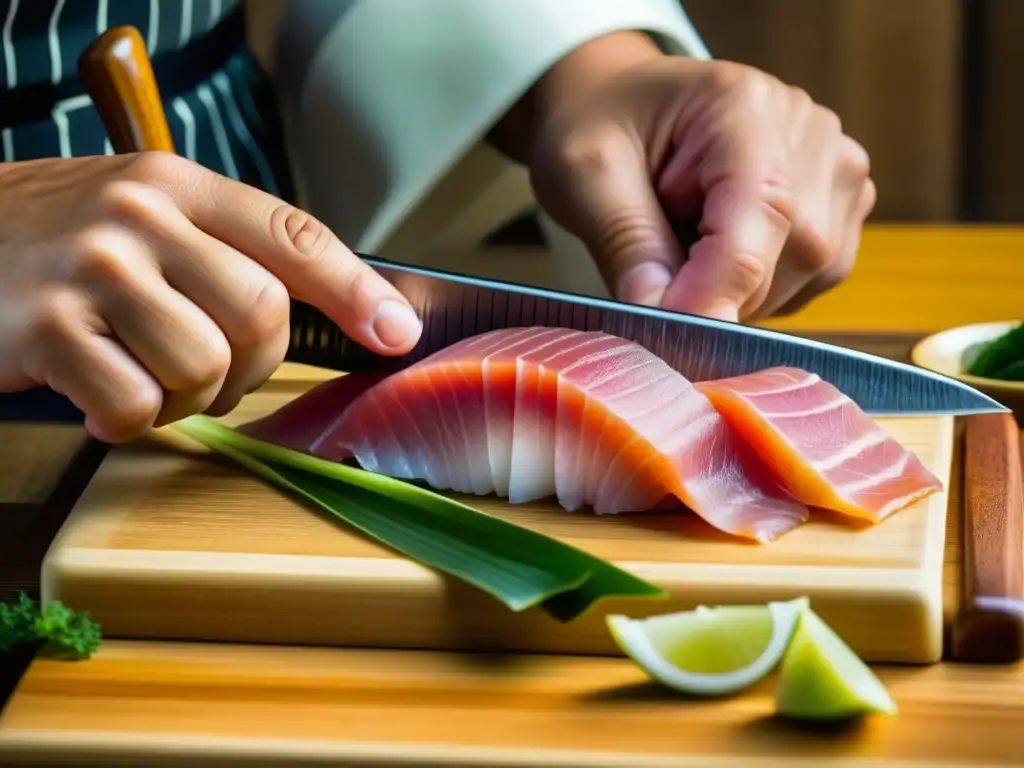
[0,592,101,660]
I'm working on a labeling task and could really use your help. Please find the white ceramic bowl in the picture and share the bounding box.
[910,321,1024,422]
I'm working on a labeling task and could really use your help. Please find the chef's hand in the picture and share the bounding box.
[507,32,875,323]
[0,153,421,443]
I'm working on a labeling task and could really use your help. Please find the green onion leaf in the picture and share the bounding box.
[966,323,1024,381]
[171,415,666,622]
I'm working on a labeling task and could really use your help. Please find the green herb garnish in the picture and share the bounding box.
[172,415,667,622]
[0,592,101,660]
[966,323,1024,382]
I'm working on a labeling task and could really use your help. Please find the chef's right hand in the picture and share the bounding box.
[0,151,422,443]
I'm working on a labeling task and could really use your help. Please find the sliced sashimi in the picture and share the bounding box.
[244,327,810,543]
[236,372,387,454]
[695,367,943,523]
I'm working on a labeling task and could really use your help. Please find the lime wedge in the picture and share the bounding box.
[776,607,897,721]
[606,597,808,696]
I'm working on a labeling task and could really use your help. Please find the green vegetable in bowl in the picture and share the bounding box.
[966,323,1024,382]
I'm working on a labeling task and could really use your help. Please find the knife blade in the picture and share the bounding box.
[285,255,1007,418]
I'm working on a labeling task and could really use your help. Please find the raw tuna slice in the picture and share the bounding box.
[695,367,943,523]
[243,327,810,543]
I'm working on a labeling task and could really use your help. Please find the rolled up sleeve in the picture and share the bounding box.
[274,0,710,253]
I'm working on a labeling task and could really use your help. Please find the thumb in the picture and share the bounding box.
[532,130,687,306]
[658,125,796,322]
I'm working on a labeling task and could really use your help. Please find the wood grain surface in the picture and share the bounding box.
[757,226,1023,334]
[4,639,1024,767]
[951,413,1024,662]
[38,364,956,664]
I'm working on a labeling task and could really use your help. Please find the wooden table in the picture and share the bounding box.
[0,225,1022,764]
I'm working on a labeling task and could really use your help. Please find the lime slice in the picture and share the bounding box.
[606,597,808,696]
[776,607,897,721]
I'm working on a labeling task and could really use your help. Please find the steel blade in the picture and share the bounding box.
[286,256,1007,417]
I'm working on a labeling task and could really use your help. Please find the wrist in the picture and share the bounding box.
[487,30,663,165]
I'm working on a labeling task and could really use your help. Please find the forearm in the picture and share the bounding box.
[488,31,664,166]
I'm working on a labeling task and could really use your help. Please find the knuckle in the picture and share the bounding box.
[550,131,621,181]
[794,225,836,274]
[203,393,243,419]
[540,132,633,233]
[31,291,82,344]
[796,222,836,273]
[709,62,775,106]
[69,225,135,286]
[234,277,291,350]
[96,179,168,227]
[593,209,663,266]
[178,338,232,392]
[841,136,872,179]
[559,134,610,173]
[807,248,836,275]
[97,179,147,213]
[724,249,769,298]
[859,178,878,218]
[833,256,855,283]
[789,86,816,117]
[126,150,190,185]
[816,266,851,296]
[826,245,856,286]
[815,241,859,295]
[704,61,751,93]
[270,204,334,267]
[761,176,799,222]
[816,104,844,136]
[111,389,163,435]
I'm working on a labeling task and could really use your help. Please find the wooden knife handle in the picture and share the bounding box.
[78,26,174,154]
[951,412,1024,662]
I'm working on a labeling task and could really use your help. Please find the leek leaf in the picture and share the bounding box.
[172,415,666,622]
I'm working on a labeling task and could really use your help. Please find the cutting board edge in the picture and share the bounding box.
[41,544,945,664]
[42,545,941,585]
[0,729,811,768]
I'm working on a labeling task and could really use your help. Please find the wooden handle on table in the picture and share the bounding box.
[78,26,174,154]
[951,412,1024,663]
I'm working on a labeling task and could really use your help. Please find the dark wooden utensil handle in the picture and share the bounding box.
[78,25,174,154]
[951,412,1024,662]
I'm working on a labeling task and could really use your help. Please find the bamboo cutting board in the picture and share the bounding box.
[37,363,956,664]
[5,639,1024,768]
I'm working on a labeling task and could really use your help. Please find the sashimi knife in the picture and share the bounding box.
[283,264,1006,418]
[79,27,1006,419]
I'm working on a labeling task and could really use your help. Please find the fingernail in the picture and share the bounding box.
[371,299,422,348]
[84,416,111,444]
[616,262,673,306]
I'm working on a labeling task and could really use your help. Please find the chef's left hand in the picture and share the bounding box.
[501,32,876,323]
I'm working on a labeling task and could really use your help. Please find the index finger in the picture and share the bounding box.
[659,125,796,322]
[143,152,422,355]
